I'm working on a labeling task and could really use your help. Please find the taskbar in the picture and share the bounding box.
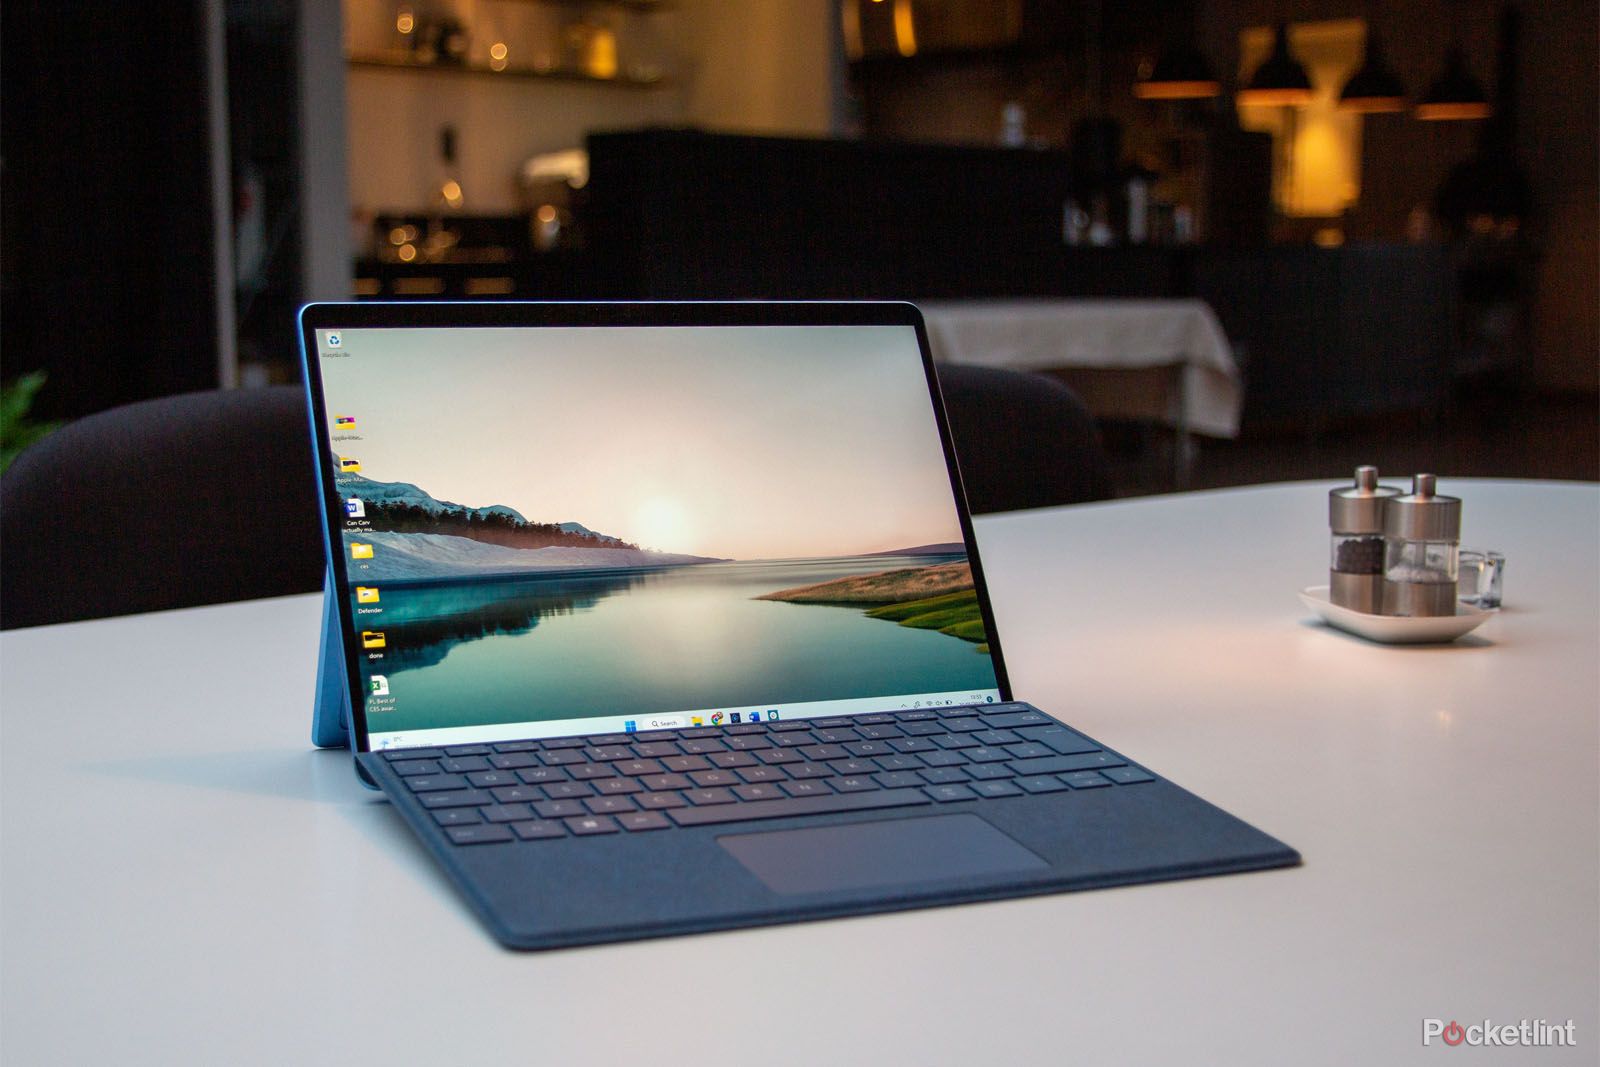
[367,688,1003,752]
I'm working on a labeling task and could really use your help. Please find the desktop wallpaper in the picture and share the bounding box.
[319,325,997,734]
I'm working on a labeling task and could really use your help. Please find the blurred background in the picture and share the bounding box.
[3,0,1595,496]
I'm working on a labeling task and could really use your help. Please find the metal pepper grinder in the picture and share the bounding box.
[1329,466,1400,612]
[1381,473,1462,617]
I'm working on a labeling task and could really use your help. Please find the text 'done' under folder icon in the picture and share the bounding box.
[362,631,386,649]
[350,542,374,559]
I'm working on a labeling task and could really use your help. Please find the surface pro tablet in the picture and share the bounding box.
[299,300,1298,949]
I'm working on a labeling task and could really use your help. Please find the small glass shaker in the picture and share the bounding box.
[1329,466,1399,613]
[1381,473,1462,617]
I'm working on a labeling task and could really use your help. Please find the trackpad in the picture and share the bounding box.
[718,814,1048,895]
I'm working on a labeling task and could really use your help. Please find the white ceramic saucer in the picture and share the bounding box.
[1298,585,1493,644]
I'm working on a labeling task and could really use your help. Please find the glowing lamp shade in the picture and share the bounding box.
[1237,22,1313,107]
[1337,31,1406,112]
[1134,45,1221,100]
[1415,47,1491,120]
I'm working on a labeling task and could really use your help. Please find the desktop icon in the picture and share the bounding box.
[334,415,356,430]
[340,457,361,473]
[344,497,365,518]
[747,711,761,723]
[730,713,742,724]
[624,720,638,734]
[767,710,780,721]
[326,332,342,348]
[369,675,389,697]
[356,586,380,604]
[710,712,724,726]
[350,543,374,559]
[361,631,386,650]
[690,715,704,726]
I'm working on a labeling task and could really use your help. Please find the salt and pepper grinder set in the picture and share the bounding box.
[1329,467,1462,617]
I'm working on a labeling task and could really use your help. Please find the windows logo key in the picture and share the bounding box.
[623,720,637,734]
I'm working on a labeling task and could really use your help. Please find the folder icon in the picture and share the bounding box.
[350,543,374,559]
[356,586,380,604]
[335,416,356,430]
[340,457,361,473]
[362,631,386,650]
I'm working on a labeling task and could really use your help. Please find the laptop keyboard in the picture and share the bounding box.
[378,703,1156,845]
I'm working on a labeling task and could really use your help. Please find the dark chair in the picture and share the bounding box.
[1,386,325,629]
[0,369,1110,629]
[935,363,1115,513]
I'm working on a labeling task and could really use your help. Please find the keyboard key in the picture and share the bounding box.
[944,717,985,733]
[970,780,1025,798]
[971,729,1022,747]
[811,728,859,744]
[899,721,946,736]
[661,754,711,772]
[584,795,637,815]
[871,771,924,789]
[592,777,643,795]
[933,733,978,750]
[390,760,441,777]
[439,756,491,774]
[732,783,785,802]
[446,824,512,845]
[1004,743,1054,760]
[1103,766,1156,784]
[539,750,586,766]
[1017,725,1101,755]
[708,751,757,769]
[633,731,677,743]
[890,737,938,753]
[831,775,880,793]
[534,799,586,819]
[540,738,587,750]
[481,803,534,823]
[919,750,969,768]
[445,745,491,757]
[384,747,444,761]
[894,710,938,722]
[918,767,969,785]
[632,742,678,759]
[516,766,570,785]
[857,724,904,740]
[492,740,540,753]
[1062,771,1112,789]
[923,784,978,803]
[874,753,925,771]
[845,740,891,757]
[613,759,663,776]
[982,709,1050,729]
[798,744,849,762]
[779,779,834,797]
[417,789,493,809]
[827,759,876,776]
[786,762,835,780]
[812,717,854,728]
[689,769,739,788]
[768,720,811,732]
[736,765,788,783]
[640,773,692,791]
[511,820,566,840]
[588,734,633,746]
[1015,775,1070,794]
[724,724,766,735]
[681,788,735,806]
[667,788,931,827]
[541,781,594,799]
[963,746,1011,763]
[564,815,619,836]
[679,738,728,754]
[636,792,687,810]
[432,808,482,826]
[724,736,771,751]
[466,771,519,788]
[856,713,896,725]
[617,811,671,832]
[767,733,812,748]
[1008,753,1125,777]
[405,774,468,793]
[491,785,544,804]
[488,752,540,771]
[756,748,803,765]
[962,763,1016,781]
[568,763,617,781]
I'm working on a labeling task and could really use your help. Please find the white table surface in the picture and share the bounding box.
[3,480,1596,1065]
[920,298,1242,437]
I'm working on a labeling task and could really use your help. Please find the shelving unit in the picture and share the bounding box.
[346,50,666,88]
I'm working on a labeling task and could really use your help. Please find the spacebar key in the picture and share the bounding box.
[666,788,931,827]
